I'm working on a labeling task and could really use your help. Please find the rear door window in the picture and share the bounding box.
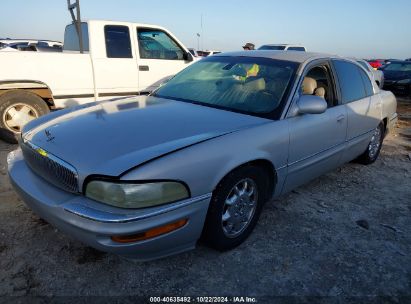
[104,25,132,58]
[358,67,374,96]
[357,61,370,71]
[332,60,367,103]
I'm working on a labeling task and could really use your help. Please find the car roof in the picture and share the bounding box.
[87,19,169,31]
[213,50,336,64]
[261,44,302,46]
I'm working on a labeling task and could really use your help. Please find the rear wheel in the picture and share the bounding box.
[357,123,384,165]
[201,166,271,251]
[0,90,49,134]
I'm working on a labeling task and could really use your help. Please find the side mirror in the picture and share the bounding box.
[184,52,194,62]
[297,95,327,115]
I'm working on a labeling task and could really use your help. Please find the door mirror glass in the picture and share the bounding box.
[297,95,327,114]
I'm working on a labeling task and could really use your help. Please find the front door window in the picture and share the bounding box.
[137,28,185,60]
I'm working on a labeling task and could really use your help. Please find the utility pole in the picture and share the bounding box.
[67,0,84,53]
[200,14,204,51]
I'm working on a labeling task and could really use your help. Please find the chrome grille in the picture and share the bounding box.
[21,141,79,193]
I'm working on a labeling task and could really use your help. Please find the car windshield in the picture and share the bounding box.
[154,56,298,119]
[259,45,286,50]
[384,63,411,72]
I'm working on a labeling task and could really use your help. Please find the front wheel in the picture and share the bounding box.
[201,166,270,251]
[357,123,384,165]
[0,90,49,134]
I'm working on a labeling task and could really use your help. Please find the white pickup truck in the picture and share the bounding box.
[0,20,195,133]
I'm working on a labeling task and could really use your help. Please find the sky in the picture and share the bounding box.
[1,0,411,59]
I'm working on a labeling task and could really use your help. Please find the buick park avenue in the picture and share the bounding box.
[8,51,397,260]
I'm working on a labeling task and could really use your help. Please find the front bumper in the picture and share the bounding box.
[7,149,211,261]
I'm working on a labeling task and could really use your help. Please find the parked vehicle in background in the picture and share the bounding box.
[258,44,307,51]
[0,39,62,50]
[0,46,18,52]
[188,48,199,57]
[356,59,384,88]
[405,58,411,61]
[18,44,62,53]
[368,59,385,69]
[0,20,194,134]
[8,51,397,260]
[198,50,221,57]
[381,60,411,96]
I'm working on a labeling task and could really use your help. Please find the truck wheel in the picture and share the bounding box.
[0,90,49,134]
[356,123,384,165]
[201,166,270,251]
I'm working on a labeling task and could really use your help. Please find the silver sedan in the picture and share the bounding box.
[8,51,397,260]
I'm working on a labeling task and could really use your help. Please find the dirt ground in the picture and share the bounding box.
[0,98,410,300]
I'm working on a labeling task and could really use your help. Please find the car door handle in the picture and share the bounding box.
[337,115,345,122]
[139,65,149,71]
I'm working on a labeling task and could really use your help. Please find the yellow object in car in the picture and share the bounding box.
[246,64,260,78]
[234,64,260,81]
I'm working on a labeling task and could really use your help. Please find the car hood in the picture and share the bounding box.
[22,96,269,183]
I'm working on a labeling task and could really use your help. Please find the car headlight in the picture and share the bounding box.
[397,79,411,84]
[85,180,190,209]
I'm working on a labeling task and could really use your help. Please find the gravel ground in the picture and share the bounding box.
[0,98,410,301]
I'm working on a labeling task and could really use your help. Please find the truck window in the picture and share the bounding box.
[287,47,305,51]
[63,23,89,52]
[332,60,367,104]
[137,28,185,60]
[104,25,132,58]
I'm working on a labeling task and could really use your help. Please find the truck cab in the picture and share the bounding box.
[0,20,194,134]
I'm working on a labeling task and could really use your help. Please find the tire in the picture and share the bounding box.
[0,90,49,134]
[356,122,384,165]
[201,165,271,251]
[0,127,18,144]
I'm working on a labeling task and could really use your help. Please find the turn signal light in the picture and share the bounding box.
[111,219,188,243]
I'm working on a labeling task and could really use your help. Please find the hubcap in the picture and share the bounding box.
[3,103,38,133]
[368,126,382,159]
[222,178,258,238]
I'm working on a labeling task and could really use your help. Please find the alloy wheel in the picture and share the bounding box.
[222,178,258,238]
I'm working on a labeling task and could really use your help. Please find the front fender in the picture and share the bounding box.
[121,120,290,198]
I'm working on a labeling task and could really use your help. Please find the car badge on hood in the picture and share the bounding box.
[45,129,55,142]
